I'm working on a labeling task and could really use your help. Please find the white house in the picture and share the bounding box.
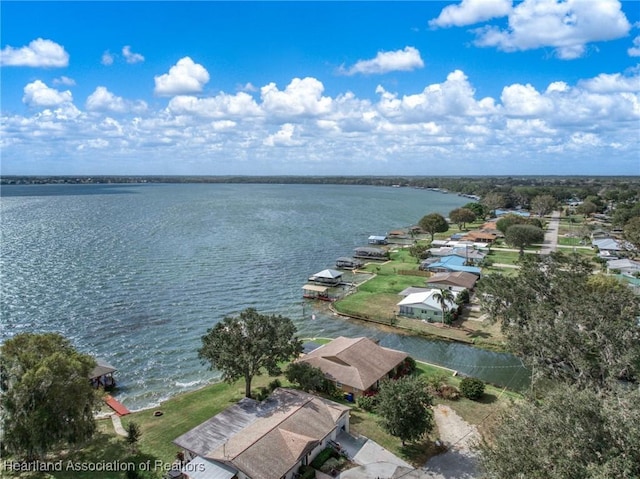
[397,289,458,322]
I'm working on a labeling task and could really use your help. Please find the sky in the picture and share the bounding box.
[1,0,639,176]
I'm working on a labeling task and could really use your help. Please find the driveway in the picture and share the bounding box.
[421,405,481,479]
[336,404,482,479]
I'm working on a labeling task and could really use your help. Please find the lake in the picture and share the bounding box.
[0,183,529,410]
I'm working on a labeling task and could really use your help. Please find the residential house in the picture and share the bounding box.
[428,246,486,265]
[591,229,610,240]
[296,336,408,397]
[425,271,478,292]
[495,209,530,218]
[460,231,497,244]
[606,258,640,275]
[397,290,458,322]
[592,238,625,257]
[421,255,482,276]
[173,388,350,479]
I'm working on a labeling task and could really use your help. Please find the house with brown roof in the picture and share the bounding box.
[425,271,478,292]
[296,337,409,397]
[173,388,350,479]
[460,231,497,244]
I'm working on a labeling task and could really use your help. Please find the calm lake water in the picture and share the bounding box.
[1,183,529,410]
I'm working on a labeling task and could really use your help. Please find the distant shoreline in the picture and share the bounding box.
[3,174,638,187]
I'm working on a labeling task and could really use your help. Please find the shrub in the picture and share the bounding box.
[268,378,282,392]
[310,447,337,469]
[456,289,470,305]
[356,394,378,412]
[255,386,270,401]
[402,356,417,376]
[298,464,316,479]
[460,377,485,400]
[424,373,449,396]
[440,385,460,400]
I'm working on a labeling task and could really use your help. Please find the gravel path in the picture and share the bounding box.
[421,404,481,479]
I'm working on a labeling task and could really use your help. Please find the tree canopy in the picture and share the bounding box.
[449,207,477,231]
[376,376,434,446]
[478,253,640,478]
[504,224,545,255]
[0,333,99,460]
[530,194,557,217]
[462,202,486,218]
[623,216,640,250]
[419,213,449,241]
[477,253,640,390]
[285,362,327,393]
[481,192,505,216]
[478,384,640,479]
[198,308,302,398]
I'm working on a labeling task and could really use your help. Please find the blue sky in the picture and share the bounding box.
[1,1,639,176]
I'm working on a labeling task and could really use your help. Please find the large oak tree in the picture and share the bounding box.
[198,308,302,398]
[419,213,449,241]
[477,253,640,390]
[0,333,99,460]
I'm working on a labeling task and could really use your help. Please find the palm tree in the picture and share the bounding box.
[433,288,455,326]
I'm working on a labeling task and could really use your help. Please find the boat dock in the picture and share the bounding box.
[104,394,130,416]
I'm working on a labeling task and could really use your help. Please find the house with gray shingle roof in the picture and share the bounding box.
[174,388,350,479]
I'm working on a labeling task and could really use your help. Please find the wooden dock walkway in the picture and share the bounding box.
[104,394,130,416]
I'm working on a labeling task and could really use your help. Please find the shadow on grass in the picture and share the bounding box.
[399,438,439,466]
[475,393,498,405]
[466,330,491,339]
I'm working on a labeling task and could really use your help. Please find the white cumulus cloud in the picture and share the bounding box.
[261,77,332,117]
[628,36,640,57]
[53,76,76,86]
[1,38,69,67]
[429,0,512,28]
[167,92,262,118]
[578,72,640,93]
[263,123,303,146]
[86,87,127,112]
[501,83,554,116]
[340,46,424,75]
[102,51,114,66]
[154,57,210,96]
[472,0,631,59]
[122,46,145,64]
[22,80,73,107]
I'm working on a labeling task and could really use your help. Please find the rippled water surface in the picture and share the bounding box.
[1,183,529,409]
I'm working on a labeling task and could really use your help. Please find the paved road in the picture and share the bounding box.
[539,211,561,255]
